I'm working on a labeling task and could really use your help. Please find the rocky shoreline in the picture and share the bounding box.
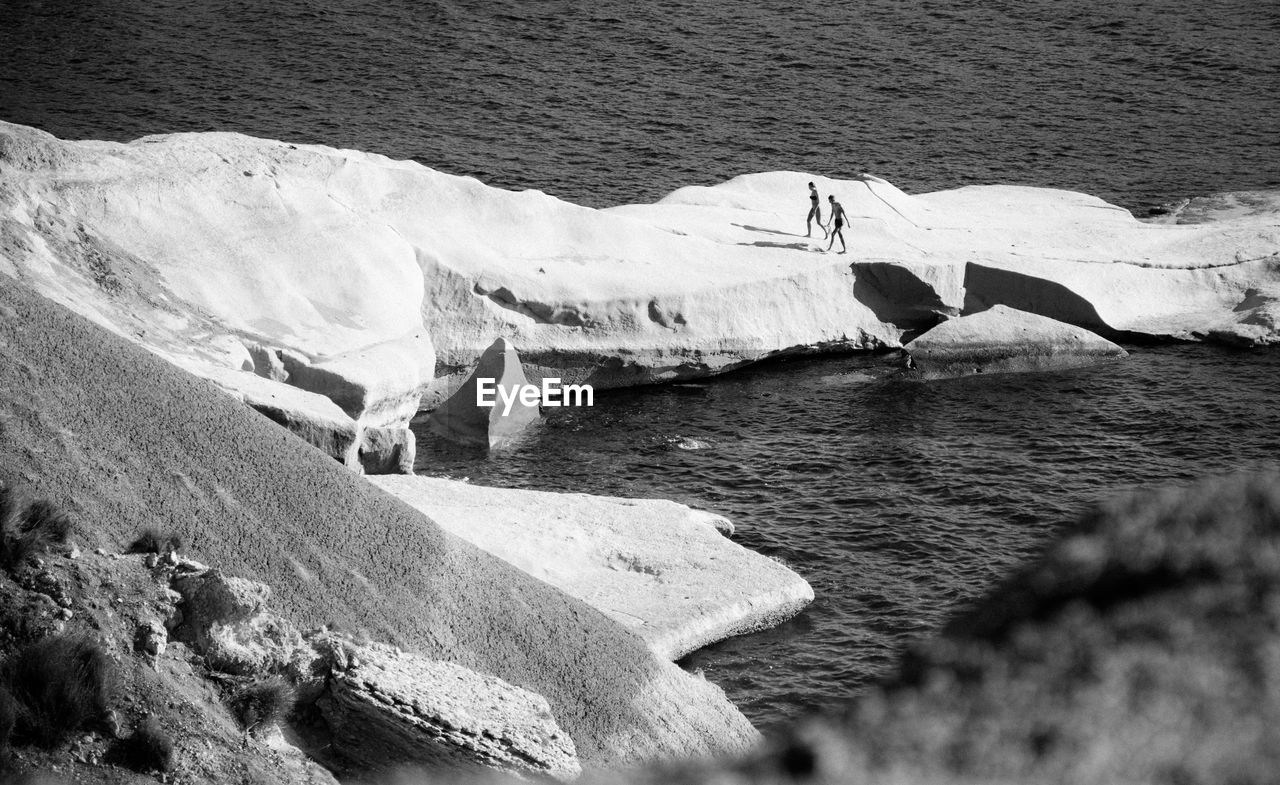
[2,120,1277,470]
[2,119,1279,782]
[0,282,759,781]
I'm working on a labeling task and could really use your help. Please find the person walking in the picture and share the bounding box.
[806,182,827,238]
[826,195,849,254]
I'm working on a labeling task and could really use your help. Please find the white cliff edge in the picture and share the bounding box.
[1,120,1276,448]
[372,475,813,661]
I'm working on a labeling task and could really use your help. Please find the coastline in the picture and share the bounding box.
[1,119,1279,781]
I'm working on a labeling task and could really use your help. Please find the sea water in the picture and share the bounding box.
[415,347,1280,730]
[3,0,1277,211]
[4,0,1278,732]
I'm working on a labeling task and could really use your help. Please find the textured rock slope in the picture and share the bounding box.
[373,475,814,660]
[0,278,757,766]
[619,472,1280,785]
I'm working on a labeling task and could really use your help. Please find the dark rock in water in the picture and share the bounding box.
[635,472,1280,784]
[428,337,541,449]
[903,305,1127,379]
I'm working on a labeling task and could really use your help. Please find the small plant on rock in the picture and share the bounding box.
[228,676,296,735]
[2,634,115,747]
[0,488,72,573]
[113,716,174,773]
[125,526,182,556]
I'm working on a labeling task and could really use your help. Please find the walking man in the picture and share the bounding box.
[826,195,849,254]
[806,182,826,238]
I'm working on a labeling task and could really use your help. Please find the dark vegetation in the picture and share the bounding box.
[0,486,71,573]
[125,525,182,556]
[1,635,115,749]
[111,716,174,773]
[0,487,120,770]
[229,676,297,734]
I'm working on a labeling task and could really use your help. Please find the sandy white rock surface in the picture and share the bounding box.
[2,119,1277,449]
[905,305,1129,379]
[372,475,814,661]
[624,175,1280,346]
[319,641,581,781]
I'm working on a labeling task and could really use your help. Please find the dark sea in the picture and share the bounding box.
[4,0,1279,733]
[415,347,1280,730]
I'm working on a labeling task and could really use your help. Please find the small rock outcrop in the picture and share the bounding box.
[904,305,1128,378]
[0,515,343,785]
[192,363,361,467]
[356,424,416,474]
[276,334,433,430]
[171,567,270,634]
[317,640,581,781]
[168,562,582,781]
[428,337,542,449]
[1205,293,1280,347]
[169,565,307,676]
[372,475,813,660]
[193,361,415,473]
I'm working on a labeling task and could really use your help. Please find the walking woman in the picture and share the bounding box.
[806,182,827,238]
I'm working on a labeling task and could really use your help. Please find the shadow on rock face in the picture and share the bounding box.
[623,471,1280,785]
[851,261,960,338]
[963,263,1112,334]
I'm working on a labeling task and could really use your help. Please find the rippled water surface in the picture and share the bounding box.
[416,346,1280,730]
[3,0,1278,210]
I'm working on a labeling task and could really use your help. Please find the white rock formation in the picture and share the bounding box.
[904,305,1129,378]
[0,121,950,411]
[623,176,1280,347]
[177,360,415,473]
[1,119,1277,447]
[371,475,814,661]
[0,122,433,471]
[317,641,581,782]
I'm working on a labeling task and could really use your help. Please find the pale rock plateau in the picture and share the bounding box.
[4,121,1276,466]
[373,475,813,661]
